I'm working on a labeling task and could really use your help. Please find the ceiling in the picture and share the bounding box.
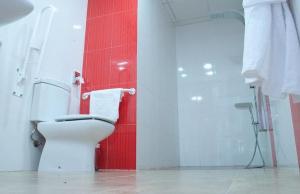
[162,0,243,25]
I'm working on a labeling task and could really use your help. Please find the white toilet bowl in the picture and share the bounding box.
[38,115,114,172]
[30,79,117,172]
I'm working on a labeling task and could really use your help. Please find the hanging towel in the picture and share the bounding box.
[242,3,272,82]
[281,3,300,98]
[242,0,300,100]
[260,3,286,99]
[89,88,123,123]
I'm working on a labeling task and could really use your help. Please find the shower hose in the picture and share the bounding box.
[246,86,266,169]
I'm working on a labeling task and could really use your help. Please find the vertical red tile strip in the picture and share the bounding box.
[265,96,278,167]
[289,96,300,167]
[81,0,137,170]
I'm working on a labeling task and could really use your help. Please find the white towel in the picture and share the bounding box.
[281,3,300,97]
[260,3,286,99]
[89,88,123,123]
[242,0,300,100]
[242,3,272,82]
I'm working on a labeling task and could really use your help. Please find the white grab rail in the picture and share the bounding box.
[82,88,136,100]
[13,5,57,97]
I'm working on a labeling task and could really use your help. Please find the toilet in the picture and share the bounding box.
[30,79,115,172]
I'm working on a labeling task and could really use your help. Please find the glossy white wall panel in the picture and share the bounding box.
[176,19,272,167]
[137,0,180,169]
[271,98,298,167]
[38,0,87,114]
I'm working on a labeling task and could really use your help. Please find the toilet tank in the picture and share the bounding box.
[30,79,71,122]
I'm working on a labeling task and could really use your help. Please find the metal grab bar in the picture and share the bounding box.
[82,88,136,100]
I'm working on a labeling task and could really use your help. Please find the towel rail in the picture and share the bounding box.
[82,88,136,100]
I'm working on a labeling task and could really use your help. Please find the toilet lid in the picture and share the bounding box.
[55,114,115,125]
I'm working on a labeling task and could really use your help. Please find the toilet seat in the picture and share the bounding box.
[55,114,115,124]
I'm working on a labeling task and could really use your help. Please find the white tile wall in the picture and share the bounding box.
[270,98,298,167]
[176,19,272,167]
[137,0,180,169]
[0,0,87,171]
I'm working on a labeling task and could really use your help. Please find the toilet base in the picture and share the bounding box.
[37,119,115,172]
[39,140,96,172]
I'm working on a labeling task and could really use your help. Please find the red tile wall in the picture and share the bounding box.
[289,97,300,167]
[81,0,137,169]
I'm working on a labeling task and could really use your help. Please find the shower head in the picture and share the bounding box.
[234,102,253,110]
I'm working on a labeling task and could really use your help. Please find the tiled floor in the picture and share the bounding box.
[0,168,300,194]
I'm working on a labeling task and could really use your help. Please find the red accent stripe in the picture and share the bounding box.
[289,96,300,167]
[81,0,137,170]
[265,96,278,167]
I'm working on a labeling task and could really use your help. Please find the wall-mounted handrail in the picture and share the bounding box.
[82,88,136,100]
[13,5,57,97]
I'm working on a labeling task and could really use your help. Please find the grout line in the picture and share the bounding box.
[206,0,212,16]
[175,16,212,27]
[87,9,136,21]
[223,181,234,194]
[161,0,177,23]
[85,42,137,53]
[223,171,240,194]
